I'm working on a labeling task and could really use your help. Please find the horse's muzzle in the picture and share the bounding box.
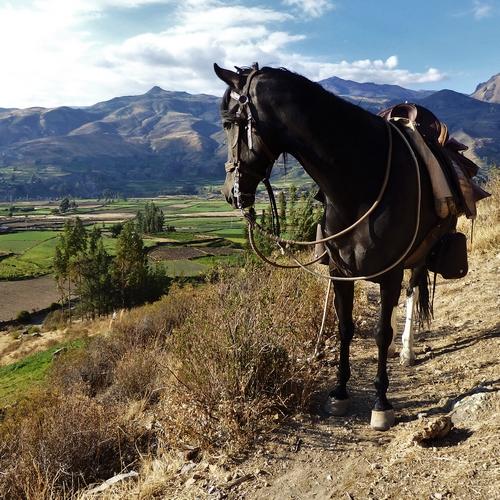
[222,187,255,209]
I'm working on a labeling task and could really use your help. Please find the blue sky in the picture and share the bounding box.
[0,0,498,108]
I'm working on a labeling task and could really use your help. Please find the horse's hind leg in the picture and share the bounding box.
[400,267,428,366]
[387,307,399,357]
[400,285,418,366]
[325,280,354,416]
[371,269,403,431]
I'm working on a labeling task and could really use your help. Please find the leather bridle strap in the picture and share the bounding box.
[226,67,278,211]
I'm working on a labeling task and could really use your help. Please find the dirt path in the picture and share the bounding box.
[209,254,499,499]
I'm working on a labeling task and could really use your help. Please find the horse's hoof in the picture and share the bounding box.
[399,352,416,366]
[370,409,395,431]
[325,397,351,416]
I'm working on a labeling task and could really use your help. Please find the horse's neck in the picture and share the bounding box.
[276,87,388,211]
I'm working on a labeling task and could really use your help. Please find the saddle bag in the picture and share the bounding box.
[427,232,468,279]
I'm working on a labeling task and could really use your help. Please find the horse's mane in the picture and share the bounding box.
[220,65,374,128]
[259,67,373,122]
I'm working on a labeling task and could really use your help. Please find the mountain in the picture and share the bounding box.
[319,76,434,112]
[410,89,500,166]
[471,73,500,103]
[0,88,224,199]
[0,75,499,200]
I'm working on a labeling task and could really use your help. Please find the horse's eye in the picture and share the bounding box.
[223,122,232,130]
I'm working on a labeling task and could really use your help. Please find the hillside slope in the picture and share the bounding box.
[0,88,224,199]
[471,73,500,103]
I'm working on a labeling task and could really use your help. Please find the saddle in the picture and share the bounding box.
[379,103,490,219]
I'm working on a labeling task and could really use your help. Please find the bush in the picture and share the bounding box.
[16,310,31,324]
[0,390,145,499]
[42,309,68,330]
[156,262,334,453]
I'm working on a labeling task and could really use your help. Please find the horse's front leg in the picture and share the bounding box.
[325,280,354,416]
[371,269,403,431]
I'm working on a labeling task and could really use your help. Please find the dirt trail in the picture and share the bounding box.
[212,254,499,499]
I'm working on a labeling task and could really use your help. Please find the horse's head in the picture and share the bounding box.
[214,63,278,209]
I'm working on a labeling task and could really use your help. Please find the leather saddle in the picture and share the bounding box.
[379,103,490,219]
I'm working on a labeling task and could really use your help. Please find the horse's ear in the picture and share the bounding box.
[214,63,239,89]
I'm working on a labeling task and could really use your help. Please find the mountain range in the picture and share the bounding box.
[1,73,499,200]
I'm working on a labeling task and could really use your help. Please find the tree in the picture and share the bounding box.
[110,223,124,238]
[288,185,298,229]
[136,202,164,234]
[76,227,114,318]
[53,218,88,321]
[112,222,149,308]
[278,191,287,231]
[59,197,70,213]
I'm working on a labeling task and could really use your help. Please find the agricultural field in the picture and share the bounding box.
[0,195,250,321]
[0,195,249,279]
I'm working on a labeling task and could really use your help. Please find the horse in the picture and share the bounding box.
[213,63,457,430]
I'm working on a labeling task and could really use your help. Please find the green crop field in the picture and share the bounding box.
[0,339,85,406]
[0,231,60,280]
[0,194,255,280]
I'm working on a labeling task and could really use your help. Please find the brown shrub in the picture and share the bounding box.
[0,258,337,496]
[109,348,163,402]
[0,390,145,499]
[156,262,336,453]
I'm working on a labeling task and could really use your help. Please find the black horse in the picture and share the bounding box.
[214,63,456,430]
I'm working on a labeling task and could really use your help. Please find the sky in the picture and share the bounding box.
[0,0,498,108]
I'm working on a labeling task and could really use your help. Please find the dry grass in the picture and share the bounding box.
[0,259,334,498]
[458,173,499,255]
[156,263,333,454]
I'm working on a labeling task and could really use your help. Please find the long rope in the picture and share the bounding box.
[248,121,422,282]
[314,279,333,357]
[247,223,328,269]
[251,119,394,247]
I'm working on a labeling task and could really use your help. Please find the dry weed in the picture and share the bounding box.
[458,174,499,255]
[0,254,336,497]
[0,390,145,500]
[156,263,335,453]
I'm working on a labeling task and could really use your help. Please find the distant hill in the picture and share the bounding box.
[0,88,224,199]
[410,89,500,167]
[0,73,499,200]
[471,73,500,103]
[319,76,434,112]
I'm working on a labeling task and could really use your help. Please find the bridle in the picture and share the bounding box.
[223,65,279,228]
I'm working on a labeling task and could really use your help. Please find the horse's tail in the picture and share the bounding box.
[411,266,432,327]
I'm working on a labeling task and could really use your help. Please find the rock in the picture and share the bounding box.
[450,390,494,425]
[410,415,453,444]
[87,471,138,494]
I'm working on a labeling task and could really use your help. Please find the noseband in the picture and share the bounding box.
[223,66,277,212]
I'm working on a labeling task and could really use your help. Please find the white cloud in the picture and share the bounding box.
[0,0,446,108]
[282,0,335,18]
[295,56,445,86]
[472,1,493,19]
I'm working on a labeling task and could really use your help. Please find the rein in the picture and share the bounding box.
[223,68,422,281]
[248,122,422,281]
